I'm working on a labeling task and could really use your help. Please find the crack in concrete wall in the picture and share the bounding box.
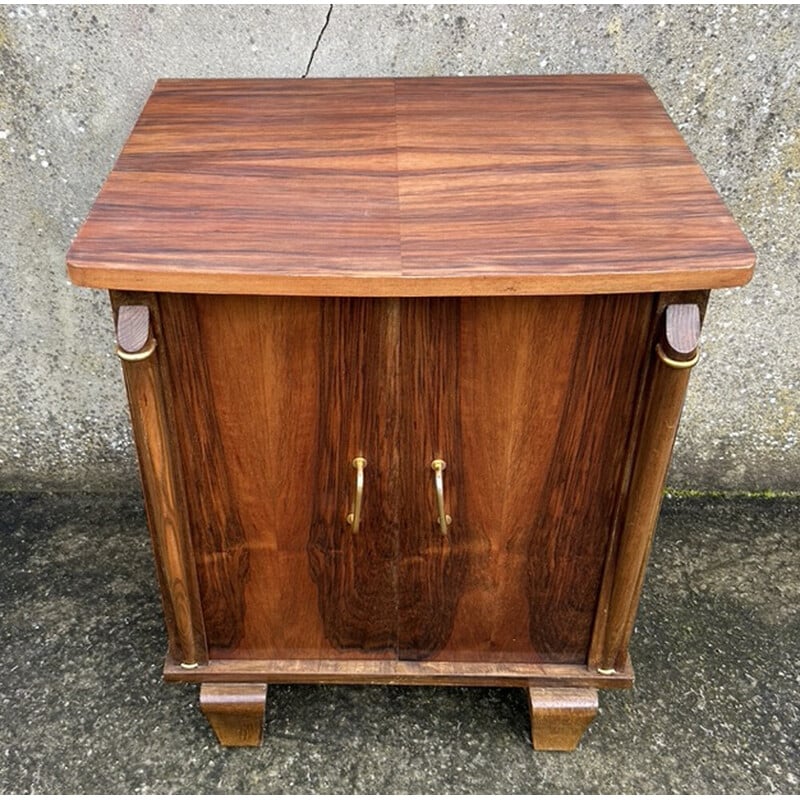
[303,4,333,78]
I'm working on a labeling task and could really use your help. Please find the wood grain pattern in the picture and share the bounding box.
[185,296,361,660]
[664,303,702,357]
[164,654,632,689]
[397,299,467,659]
[110,292,207,667]
[308,299,399,652]
[137,294,658,667]
[115,305,150,353]
[598,302,703,671]
[527,687,599,751]
[157,294,250,651]
[430,297,583,662]
[526,294,655,663]
[199,682,267,747]
[68,76,754,296]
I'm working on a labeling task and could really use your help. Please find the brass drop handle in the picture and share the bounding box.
[431,459,452,535]
[346,457,367,533]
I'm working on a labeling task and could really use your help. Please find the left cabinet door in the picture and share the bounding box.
[156,294,401,660]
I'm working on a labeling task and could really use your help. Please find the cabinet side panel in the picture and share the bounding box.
[527,294,654,662]
[109,290,208,666]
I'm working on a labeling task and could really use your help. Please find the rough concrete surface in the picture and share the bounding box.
[0,493,797,793]
[1,5,798,491]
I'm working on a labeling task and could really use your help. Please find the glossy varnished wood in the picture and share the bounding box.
[68,76,754,296]
[167,295,655,665]
[110,292,207,667]
[397,299,467,659]
[598,300,705,671]
[184,296,359,660]
[309,299,400,652]
[164,655,633,689]
[199,682,267,747]
[527,687,599,751]
[157,294,250,650]
[526,294,654,662]
[72,77,755,750]
[402,296,656,663]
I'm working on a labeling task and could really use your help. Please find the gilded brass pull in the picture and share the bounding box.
[431,459,452,535]
[346,457,367,533]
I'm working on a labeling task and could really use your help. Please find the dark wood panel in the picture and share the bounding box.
[406,296,654,664]
[433,297,585,662]
[397,299,467,659]
[163,654,633,689]
[109,291,208,667]
[598,299,704,671]
[158,294,249,651]
[68,77,754,295]
[308,299,400,652]
[187,296,400,660]
[527,294,655,662]
[186,296,339,659]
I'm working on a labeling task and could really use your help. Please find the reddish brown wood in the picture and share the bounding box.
[68,76,754,297]
[110,292,207,667]
[161,294,656,667]
[309,299,399,652]
[525,294,655,662]
[200,682,267,747]
[157,294,249,651]
[598,303,703,671]
[115,305,150,353]
[397,299,467,659]
[432,297,581,662]
[587,291,709,669]
[164,655,633,689]
[72,78,754,750]
[527,687,599,751]
[183,296,353,660]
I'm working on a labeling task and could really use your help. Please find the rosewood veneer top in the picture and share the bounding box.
[67,75,754,296]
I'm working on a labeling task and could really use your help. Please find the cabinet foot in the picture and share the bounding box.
[527,687,598,751]
[199,682,267,747]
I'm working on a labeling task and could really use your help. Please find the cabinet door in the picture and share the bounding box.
[162,293,653,665]
[397,295,655,663]
[161,295,400,660]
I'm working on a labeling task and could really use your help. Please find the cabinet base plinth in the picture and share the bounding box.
[199,682,267,747]
[527,687,599,751]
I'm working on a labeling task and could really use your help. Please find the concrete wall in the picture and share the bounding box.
[1,4,797,492]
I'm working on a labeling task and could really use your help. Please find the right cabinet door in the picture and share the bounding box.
[397,295,656,664]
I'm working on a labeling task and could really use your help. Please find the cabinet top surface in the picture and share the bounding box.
[67,76,754,296]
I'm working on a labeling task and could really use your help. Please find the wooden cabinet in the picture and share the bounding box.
[68,76,754,749]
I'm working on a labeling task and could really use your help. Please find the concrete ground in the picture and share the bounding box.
[0,493,797,793]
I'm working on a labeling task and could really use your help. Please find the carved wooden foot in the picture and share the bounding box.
[200,682,268,747]
[527,687,598,751]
